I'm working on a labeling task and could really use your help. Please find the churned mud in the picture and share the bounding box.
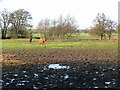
[2,48,119,89]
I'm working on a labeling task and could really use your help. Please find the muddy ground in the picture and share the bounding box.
[2,48,119,89]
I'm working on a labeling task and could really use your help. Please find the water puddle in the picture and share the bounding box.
[19,81,29,83]
[94,86,99,88]
[64,75,69,80]
[69,83,74,85]
[44,77,49,79]
[16,83,25,86]
[95,72,99,74]
[48,64,70,69]
[33,85,39,89]
[105,82,111,85]
[10,79,15,83]
[93,78,97,81]
[34,74,38,78]
[13,74,18,77]
[0,80,3,86]
[23,71,26,73]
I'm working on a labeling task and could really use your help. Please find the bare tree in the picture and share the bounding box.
[37,18,50,37]
[0,9,10,39]
[91,13,115,40]
[64,15,78,33]
[37,15,78,38]
[106,19,116,40]
[53,15,77,36]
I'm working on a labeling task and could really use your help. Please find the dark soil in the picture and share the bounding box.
[2,48,119,89]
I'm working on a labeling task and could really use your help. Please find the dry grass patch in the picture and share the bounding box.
[2,54,16,57]
[2,59,50,66]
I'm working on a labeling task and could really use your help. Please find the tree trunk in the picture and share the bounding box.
[108,33,112,40]
[100,34,103,40]
[2,35,6,39]
[1,30,6,39]
[108,35,111,40]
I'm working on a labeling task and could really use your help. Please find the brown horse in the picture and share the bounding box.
[39,38,46,46]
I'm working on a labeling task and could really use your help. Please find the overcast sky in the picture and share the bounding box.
[0,0,119,29]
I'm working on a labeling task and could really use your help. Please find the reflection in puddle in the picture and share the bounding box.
[19,81,29,83]
[112,68,116,71]
[95,72,99,74]
[48,64,70,69]
[6,83,10,85]
[93,78,97,81]
[33,85,39,89]
[23,71,26,73]
[64,75,69,80]
[24,75,29,78]
[0,80,3,86]
[10,79,15,83]
[100,73,104,76]
[94,86,99,88]
[82,83,86,85]
[84,71,89,74]
[34,74,38,78]
[13,74,18,77]
[0,80,3,83]
[44,77,49,79]
[16,83,25,86]
[69,83,74,85]
[105,82,111,85]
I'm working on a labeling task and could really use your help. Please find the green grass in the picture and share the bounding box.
[2,39,38,50]
[32,34,40,37]
[65,33,100,40]
[2,39,118,51]
[32,34,45,37]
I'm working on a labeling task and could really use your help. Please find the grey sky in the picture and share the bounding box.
[0,0,119,29]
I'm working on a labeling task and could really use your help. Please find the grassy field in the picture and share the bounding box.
[2,39,118,50]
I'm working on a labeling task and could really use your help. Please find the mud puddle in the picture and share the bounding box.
[2,64,119,89]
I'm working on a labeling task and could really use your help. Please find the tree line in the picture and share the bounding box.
[36,15,78,38]
[0,8,118,40]
[0,9,32,39]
